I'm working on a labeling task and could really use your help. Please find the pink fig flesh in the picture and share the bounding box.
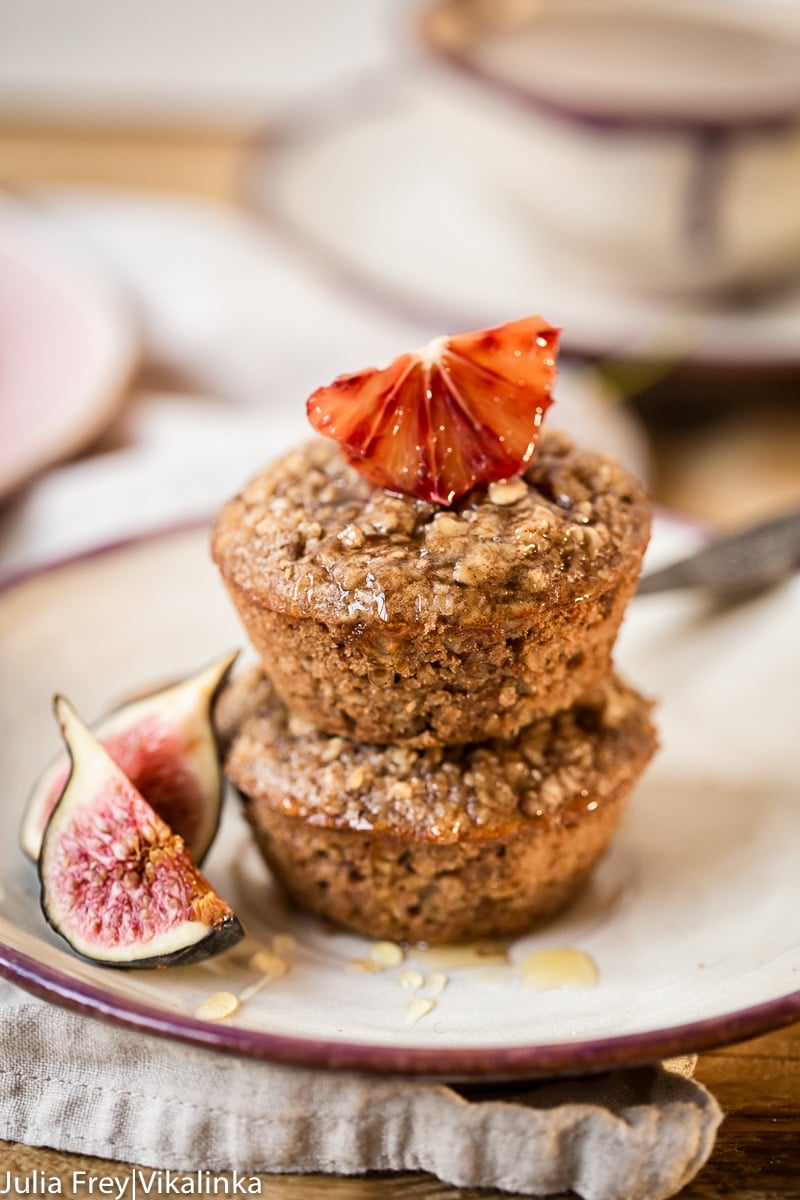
[40,697,243,969]
[21,651,238,863]
[33,719,206,857]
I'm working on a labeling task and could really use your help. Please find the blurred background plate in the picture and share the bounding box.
[0,191,648,584]
[0,196,138,501]
[252,76,800,369]
[421,0,800,298]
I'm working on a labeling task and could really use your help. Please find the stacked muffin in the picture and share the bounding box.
[212,427,657,944]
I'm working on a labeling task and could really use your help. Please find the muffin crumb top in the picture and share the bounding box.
[221,669,656,842]
[212,430,650,626]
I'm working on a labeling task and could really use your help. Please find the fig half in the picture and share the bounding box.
[39,697,244,969]
[21,651,238,864]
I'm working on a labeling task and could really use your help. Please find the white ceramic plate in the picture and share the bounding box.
[0,196,138,502]
[0,523,798,1077]
[252,78,800,367]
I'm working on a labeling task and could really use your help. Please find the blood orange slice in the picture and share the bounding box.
[307,316,559,505]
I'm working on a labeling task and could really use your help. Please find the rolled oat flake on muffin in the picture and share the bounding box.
[222,669,657,944]
[213,315,658,943]
[212,430,651,746]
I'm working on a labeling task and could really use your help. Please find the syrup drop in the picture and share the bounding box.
[518,947,599,990]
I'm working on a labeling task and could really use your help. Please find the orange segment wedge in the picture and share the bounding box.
[307,316,559,505]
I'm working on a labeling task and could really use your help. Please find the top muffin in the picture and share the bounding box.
[212,430,650,747]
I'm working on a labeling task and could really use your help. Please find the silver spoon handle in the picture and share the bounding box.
[637,507,800,595]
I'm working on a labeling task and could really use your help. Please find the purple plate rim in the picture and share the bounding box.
[2,935,799,1079]
[1,525,798,1078]
[249,130,800,374]
[420,0,800,135]
[0,515,210,595]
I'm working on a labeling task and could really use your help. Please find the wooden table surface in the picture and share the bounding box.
[1,1018,798,1198]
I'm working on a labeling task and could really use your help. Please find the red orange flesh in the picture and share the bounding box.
[307,316,559,505]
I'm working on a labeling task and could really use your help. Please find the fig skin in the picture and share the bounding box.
[39,696,244,970]
[21,650,239,864]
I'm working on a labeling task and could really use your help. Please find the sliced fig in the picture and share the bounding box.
[21,650,238,864]
[39,696,244,969]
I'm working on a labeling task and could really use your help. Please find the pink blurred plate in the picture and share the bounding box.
[0,196,138,502]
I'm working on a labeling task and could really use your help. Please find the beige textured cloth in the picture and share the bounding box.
[0,979,721,1200]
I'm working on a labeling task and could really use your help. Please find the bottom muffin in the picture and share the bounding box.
[220,669,657,944]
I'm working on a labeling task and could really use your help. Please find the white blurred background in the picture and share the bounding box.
[1,0,800,580]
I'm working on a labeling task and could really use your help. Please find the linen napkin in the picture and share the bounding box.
[0,977,721,1200]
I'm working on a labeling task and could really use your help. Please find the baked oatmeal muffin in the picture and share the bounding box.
[212,429,651,747]
[220,667,657,944]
